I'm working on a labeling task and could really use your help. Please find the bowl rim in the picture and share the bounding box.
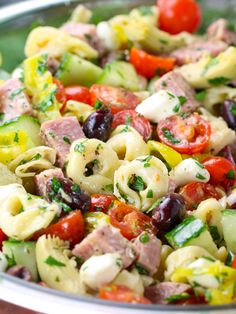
[0,0,236,311]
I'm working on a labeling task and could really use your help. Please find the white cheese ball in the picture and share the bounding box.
[135,90,181,123]
[80,253,122,290]
[169,158,210,187]
[96,22,120,50]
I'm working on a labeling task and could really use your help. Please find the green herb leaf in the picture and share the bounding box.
[195,90,207,102]
[8,87,26,100]
[51,177,62,193]
[14,132,19,143]
[161,128,181,144]
[0,113,5,122]
[146,198,162,214]
[74,142,86,153]
[135,262,149,275]
[178,96,187,106]
[146,189,153,198]
[116,183,129,202]
[195,160,204,169]
[37,54,48,75]
[63,136,71,144]
[44,256,66,267]
[209,226,221,241]
[38,88,57,112]
[94,100,103,110]
[196,173,206,180]
[227,169,235,180]
[165,293,190,303]
[128,175,146,192]
[33,153,42,160]
[115,257,123,268]
[202,57,218,75]
[208,77,229,86]
[125,115,133,126]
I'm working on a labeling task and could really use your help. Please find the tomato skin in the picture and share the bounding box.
[0,229,7,250]
[130,47,175,79]
[65,86,91,105]
[109,202,157,240]
[99,284,151,304]
[89,194,116,213]
[157,0,201,35]
[157,114,211,155]
[232,256,236,268]
[175,295,206,305]
[33,210,84,247]
[179,182,221,211]
[112,110,152,141]
[202,157,236,190]
[90,84,140,114]
[53,78,67,111]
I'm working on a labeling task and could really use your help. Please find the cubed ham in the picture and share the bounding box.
[207,19,236,45]
[0,78,33,121]
[72,225,137,268]
[34,168,64,196]
[40,117,85,167]
[144,282,191,304]
[154,72,200,112]
[170,39,227,65]
[133,232,161,276]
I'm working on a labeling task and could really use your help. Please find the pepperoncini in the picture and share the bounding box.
[0,131,27,164]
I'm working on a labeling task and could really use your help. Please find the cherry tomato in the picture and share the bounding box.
[52,78,67,111]
[157,114,211,154]
[99,284,151,304]
[90,84,140,114]
[33,210,84,247]
[175,295,206,305]
[179,182,221,211]
[232,255,236,269]
[112,110,152,141]
[202,157,236,190]
[109,202,157,240]
[65,86,91,105]
[130,47,175,79]
[0,229,7,250]
[89,194,116,213]
[157,0,201,35]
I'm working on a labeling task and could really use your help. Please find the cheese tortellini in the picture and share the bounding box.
[36,235,85,295]
[8,146,56,178]
[113,269,144,295]
[107,125,149,161]
[114,155,169,211]
[0,163,22,186]
[0,184,58,240]
[67,138,120,194]
[62,100,95,124]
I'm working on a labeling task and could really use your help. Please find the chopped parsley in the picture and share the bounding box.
[195,160,204,169]
[14,132,19,143]
[178,95,187,106]
[49,131,55,138]
[8,87,26,100]
[161,128,181,144]
[209,226,221,241]
[38,88,57,112]
[51,177,62,193]
[116,183,129,202]
[165,293,190,303]
[146,189,153,199]
[94,100,103,110]
[135,262,149,275]
[71,183,81,193]
[195,90,207,102]
[227,169,235,180]
[230,103,236,116]
[103,184,114,193]
[202,57,218,75]
[196,173,206,180]
[33,153,42,160]
[63,136,71,144]
[128,175,146,192]
[37,54,48,75]
[44,256,65,267]
[159,39,168,45]
[208,77,229,86]
[146,198,162,214]
[74,142,86,153]
[161,81,168,87]
[115,257,123,268]
[138,6,153,15]
[167,92,175,99]
[121,125,129,133]
[139,232,150,244]
[125,115,133,125]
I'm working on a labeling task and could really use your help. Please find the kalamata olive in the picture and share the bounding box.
[220,145,236,166]
[46,177,91,212]
[7,266,32,281]
[83,107,113,142]
[221,99,236,129]
[151,193,186,232]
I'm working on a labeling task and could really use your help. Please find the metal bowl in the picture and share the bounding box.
[0,1,236,313]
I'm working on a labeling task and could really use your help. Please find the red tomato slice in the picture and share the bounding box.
[65,86,91,105]
[90,84,140,114]
[0,229,7,250]
[99,284,151,304]
[179,182,221,211]
[157,114,211,154]
[174,295,207,305]
[232,256,236,268]
[33,210,84,247]
[112,110,152,141]
[89,194,116,213]
[53,78,67,111]
[202,157,236,190]
[157,0,201,34]
[109,202,157,240]
[130,47,175,79]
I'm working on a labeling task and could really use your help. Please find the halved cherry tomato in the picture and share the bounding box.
[99,284,151,304]
[179,182,221,211]
[157,114,211,155]
[157,0,201,35]
[174,295,206,305]
[65,86,91,105]
[130,47,175,79]
[202,157,236,190]
[232,255,236,269]
[53,78,67,111]
[33,210,84,247]
[109,201,157,240]
[89,194,116,213]
[112,110,152,141]
[0,228,7,250]
[90,84,140,114]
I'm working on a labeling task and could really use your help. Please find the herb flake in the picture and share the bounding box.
[45,256,65,267]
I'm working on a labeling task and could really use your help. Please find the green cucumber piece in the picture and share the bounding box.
[0,115,42,149]
[56,53,102,87]
[221,210,236,253]
[166,216,217,255]
[97,61,140,91]
[3,240,38,281]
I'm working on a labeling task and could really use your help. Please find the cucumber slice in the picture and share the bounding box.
[0,115,42,149]
[166,216,218,255]
[97,61,140,91]
[3,240,38,281]
[56,53,102,87]
[222,210,236,253]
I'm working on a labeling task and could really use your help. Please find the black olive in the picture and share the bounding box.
[83,107,113,142]
[221,99,236,129]
[151,193,186,232]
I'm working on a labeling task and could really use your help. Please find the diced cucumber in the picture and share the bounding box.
[166,216,218,255]
[0,115,42,149]
[221,210,236,253]
[97,61,140,91]
[56,53,102,87]
[3,240,38,281]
